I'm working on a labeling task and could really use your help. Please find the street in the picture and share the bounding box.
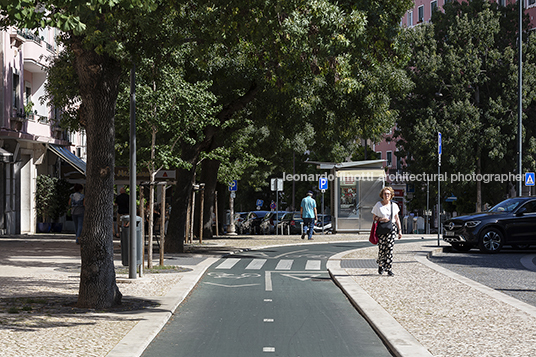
[430,247,536,307]
[142,242,393,357]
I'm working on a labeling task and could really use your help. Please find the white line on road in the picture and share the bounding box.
[263,347,275,353]
[305,260,321,270]
[246,259,267,270]
[204,282,260,288]
[275,259,293,270]
[215,258,240,269]
[263,318,274,322]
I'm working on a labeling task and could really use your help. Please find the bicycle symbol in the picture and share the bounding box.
[208,272,261,279]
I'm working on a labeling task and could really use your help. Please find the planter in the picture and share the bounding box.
[51,222,63,233]
[37,222,51,233]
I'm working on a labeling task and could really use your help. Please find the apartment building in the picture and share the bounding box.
[1,27,86,234]
[402,0,536,28]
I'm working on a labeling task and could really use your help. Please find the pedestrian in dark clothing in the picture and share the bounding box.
[68,184,85,244]
[115,187,129,237]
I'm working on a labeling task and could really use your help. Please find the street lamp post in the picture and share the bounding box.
[518,0,523,196]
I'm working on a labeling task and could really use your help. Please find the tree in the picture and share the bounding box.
[0,0,171,308]
[396,0,536,214]
[115,52,219,266]
[163,0,414,250]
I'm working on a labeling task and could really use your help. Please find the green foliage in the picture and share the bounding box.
[396,0,536,213]
[50,178,72,222]
[35,175,55,222]
[35,176,71,222]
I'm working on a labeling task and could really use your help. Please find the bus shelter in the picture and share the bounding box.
[313,160,385,233]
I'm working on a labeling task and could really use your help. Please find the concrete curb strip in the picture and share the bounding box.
[106,257,220,357]
[327,251,434,357]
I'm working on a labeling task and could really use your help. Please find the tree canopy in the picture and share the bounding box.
[396,0,536,214]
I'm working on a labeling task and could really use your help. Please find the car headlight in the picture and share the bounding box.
[465,221,481,228]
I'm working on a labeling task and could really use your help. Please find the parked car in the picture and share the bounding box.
[278,212,304,235]
[442,197,536,253]
[259,211,286,235]
[239,210,270,234]
[313,214,332,234]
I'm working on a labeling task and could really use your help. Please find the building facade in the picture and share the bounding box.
[402,0,536,28]
[1,27,86,234]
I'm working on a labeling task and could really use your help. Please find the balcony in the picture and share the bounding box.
[9,29,25,48]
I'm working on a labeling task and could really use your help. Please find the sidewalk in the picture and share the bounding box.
[0,233,535,357]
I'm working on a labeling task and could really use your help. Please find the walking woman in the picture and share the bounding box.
[69,184,85,244]
[371,187,402,276]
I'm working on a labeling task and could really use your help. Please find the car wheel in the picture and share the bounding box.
[479,228,503,254]
[451,244,472,252]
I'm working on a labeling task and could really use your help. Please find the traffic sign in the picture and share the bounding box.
[256,199,264,207]
[319,177,328,191]
[229,180,238,191]
[270,178,283,191]
[525,173,535,186]
[438,132,442,155]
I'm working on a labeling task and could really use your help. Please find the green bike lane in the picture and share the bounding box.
[142,241,394,357]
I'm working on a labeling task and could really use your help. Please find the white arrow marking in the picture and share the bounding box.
[280,273,322,281]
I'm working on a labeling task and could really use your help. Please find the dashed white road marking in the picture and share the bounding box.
[305,260,321,270]
[215,258,240,269]
[275,259,293,270]
[246,259,267,270]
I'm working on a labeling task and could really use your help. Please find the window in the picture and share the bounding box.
[387,151,393,167]
[408,10,413,27]
[529,0,536,7]
[12,74,20,110]
[498,0,506,6]
[431,1,438,14]
[418,6,424,23]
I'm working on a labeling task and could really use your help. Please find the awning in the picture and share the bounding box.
[48,144,86,175]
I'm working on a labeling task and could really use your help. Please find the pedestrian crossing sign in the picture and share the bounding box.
[525,173,535,186]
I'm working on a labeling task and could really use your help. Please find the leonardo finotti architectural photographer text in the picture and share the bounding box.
[281,172,525,183]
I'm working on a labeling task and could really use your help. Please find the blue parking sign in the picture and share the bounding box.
[525,173,535,186]
[319,177,328,191]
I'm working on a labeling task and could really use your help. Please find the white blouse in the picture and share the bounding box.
[371,201,400,220]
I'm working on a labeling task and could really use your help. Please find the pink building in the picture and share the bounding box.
[1,27,86,234]
[402,0,536,28]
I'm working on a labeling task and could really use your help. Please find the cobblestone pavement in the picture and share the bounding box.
[1,233,535,357]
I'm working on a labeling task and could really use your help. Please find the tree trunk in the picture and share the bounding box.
[165,143,201,253]
[165,82,260,252]
[73,38,122,308]
[200,159,221,239]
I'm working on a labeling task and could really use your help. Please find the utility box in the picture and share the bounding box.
[120,215,143,266]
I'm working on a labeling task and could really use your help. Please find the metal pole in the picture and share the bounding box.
[426,178,430,234]
[227,191,237,235]
[518,0,523,197]
[129,65,137,279]
[438,132,441,247]
[275,189,279,236]
[199,183,205,244]
[215,191,219,236]
[321,191,325,234]
[159,184,166,266]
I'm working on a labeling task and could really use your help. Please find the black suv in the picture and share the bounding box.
[442,197,536,253]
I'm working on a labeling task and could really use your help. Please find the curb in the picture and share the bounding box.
[106,257,220,357]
